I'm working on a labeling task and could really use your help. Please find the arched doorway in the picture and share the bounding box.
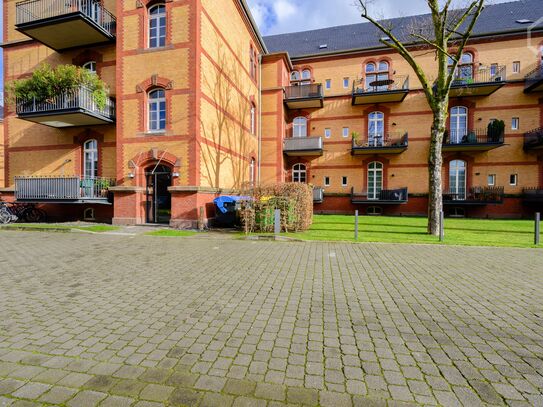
[145,164,172,224]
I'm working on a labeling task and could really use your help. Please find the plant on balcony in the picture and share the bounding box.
[487,120,505,142]
[9,64,109,109]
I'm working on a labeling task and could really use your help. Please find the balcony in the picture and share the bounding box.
[449,65,506,97]
[351,187,408,204]
[283,136,323,157]
[523,188,543,204]
[313,187,324,204]
[284,84,323,109]
[523,127,543,151]
[352,76,409,105]
[352,132,408,155]
[443,186,504,205]
[16,0,116,51]
[442,128,504,152]
[524,66,543,93]
[16,86,115,127]
[15,176,115,204]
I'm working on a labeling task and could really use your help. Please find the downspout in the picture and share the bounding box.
[258,54,263,186]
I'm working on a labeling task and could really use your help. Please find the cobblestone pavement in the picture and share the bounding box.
[1,232,542,407]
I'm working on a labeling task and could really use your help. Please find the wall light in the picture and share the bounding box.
[127,173,135,179]
[172,172,180,178]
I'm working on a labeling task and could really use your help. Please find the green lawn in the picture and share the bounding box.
[145,229,198,237]
[278,215,541,248]
[74,225,120,233]
[1,224,119,233]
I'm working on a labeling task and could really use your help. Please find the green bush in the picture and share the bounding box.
[9,64,109,109]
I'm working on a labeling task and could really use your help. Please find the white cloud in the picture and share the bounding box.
[272,0,297,22]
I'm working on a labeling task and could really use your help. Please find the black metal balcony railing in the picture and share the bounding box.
[16,86,116,121]
[352,75,409,94]
[352,132,408,149]
[284,84,323,100]
[16,0,116,36]
[351,187,408,203]
[523,127,543,150]
[443,128,504,146]
[450,65,506,86]
[15,176,115,201]
[524,66,543,93]
[523,188,543,203]
[443,186,504,204]
[313,187,324,203]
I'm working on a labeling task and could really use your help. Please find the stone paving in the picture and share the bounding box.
[0,231,542,407]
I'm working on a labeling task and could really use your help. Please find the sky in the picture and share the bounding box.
[246,0,512,36]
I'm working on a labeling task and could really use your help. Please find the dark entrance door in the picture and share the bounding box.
[145,165,172,224]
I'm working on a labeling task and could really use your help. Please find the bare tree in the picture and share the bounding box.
[358,0,485,235]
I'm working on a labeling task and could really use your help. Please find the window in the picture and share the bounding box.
[366,206,382,216]
[342,127,349,138]
[450,106,468,144]
[290,71,301,82]
[249,46,258,80]
[512,117,519,130]
[83,139,98,179]
[149,4,166,48]
[343,77,350,88]
[292,164,306,183]
[325,79,331,89]
[341,176,348,187]
[449,160,467,200]
[293,117,307,138]
[249,158,255,184]
[487,174,496,186]
[513,61,521,74]
[368,111,385,146]
[250,104,256,135]
[301,70,311,84]
[82,61,97,74]
[510,174,518,186]
[366,61,389,91]
[148,88,166,132]
[324,176,330,187]
[490,63,498,76]
[448,52,473,80]
[324,128,331,139]
[367,161,383,200]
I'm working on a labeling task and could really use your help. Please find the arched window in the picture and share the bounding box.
[293,117,307,138]
[368,111,385,146]
[450,106,468,144]
[249,158,256,184]
[148,89,166,132]
[290,71,300,82]
[83,139,98,179]
[292,164,306,183]
[449,160,467,200]
[250,104,256,135]
[367,161,383,200]
[449,52,473,79]
[301,69,311,84]
[366,61,389,90]
[82,61,97,74]
[149,4,166,48]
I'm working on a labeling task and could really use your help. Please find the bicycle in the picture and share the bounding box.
[0,202,18,224]
[9,203,47,223]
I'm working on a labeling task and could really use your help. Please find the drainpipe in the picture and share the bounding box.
[258,53,263,186]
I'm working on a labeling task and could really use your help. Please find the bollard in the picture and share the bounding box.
[536,212,541,245]
[355,210,359,241]
[274,209,281,235]
[439,211,445,242]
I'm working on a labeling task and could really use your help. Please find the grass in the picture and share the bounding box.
[1,224,119,233]
[145,229,198,237]
[275,215,541,248]
[73,225,119,233]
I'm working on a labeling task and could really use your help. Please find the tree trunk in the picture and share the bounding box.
[427,100,447,235]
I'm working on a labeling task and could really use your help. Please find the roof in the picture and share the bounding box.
[263,0,543,58]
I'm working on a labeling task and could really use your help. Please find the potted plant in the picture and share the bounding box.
[487,120,505,142]
[97,179,111,197]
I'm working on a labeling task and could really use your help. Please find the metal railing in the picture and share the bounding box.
[524,66,543,90]
[313,187,324,203]
[523,187,543,203]
[450,65,506,86]
[443,186,504,203]
[284,84,323,100]
[16,0,116,36]
[443,128,504,145]
[283,136,323,152]
[352,75,409,94]
[351,187,408,202]
[15,176,115,201]
[352,132,408,148]
[16,86,115,120]
[524,127,543,150]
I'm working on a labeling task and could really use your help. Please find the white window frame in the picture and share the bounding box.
[293,117,307,138]
[324,176,330,187]
[342,127,349,138]
[511,117,519,130]
[250,105,256,135]
[343,77,350,88]
[149,4,166,49]
[450,106,468,144]
[341,176,348,187]
[249,158,255,184]
[510,174,518,186]
[148,88,166,132]
[325,79,331,90]
[487,174,496,186]
[513,61,521,74]
[367,161,383,200]
[292,164,306,183]
[83,139,98,179]
[368,111,385,146]
[82,61,97,74]
[449,159,467,200]
[324,128,331,139]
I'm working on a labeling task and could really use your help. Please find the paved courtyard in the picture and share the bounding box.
[0,231,542,407]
